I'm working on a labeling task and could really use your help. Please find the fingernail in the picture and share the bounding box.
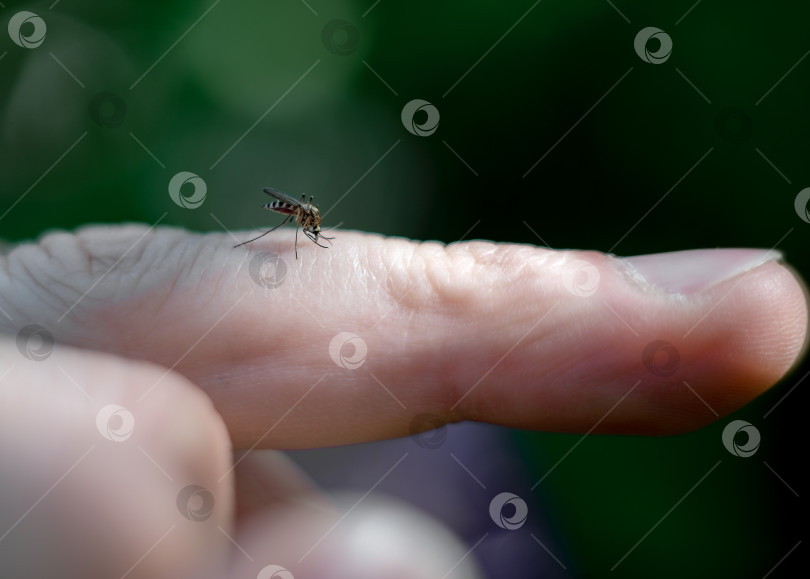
[618,248,782,294]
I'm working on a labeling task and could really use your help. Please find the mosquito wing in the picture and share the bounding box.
[263,187,302,207]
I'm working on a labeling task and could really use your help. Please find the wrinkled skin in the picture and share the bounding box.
[0,226,806,578]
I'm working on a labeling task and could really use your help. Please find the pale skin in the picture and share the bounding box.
[0,225,807,578]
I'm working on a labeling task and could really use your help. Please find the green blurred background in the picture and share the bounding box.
[2,0,807,577]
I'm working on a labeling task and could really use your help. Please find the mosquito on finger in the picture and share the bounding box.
[234,187,334,259]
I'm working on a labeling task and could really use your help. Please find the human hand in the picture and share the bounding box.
[1,226,806,578]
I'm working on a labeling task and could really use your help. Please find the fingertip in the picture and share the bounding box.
[596,258,808,434]
[443,248,809,436]
[227,494,484,579]
[0,343,234,579]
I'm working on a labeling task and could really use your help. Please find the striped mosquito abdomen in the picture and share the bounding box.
[264,201,296,214]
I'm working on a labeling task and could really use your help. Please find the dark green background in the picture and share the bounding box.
[2,1,807,577]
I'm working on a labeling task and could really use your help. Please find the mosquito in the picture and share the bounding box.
[234,187,334,259]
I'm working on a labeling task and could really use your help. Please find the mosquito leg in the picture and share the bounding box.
[305,231,332,249]
[294,225,299,260]
[233,215,292,248]
[313,231,334,246]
